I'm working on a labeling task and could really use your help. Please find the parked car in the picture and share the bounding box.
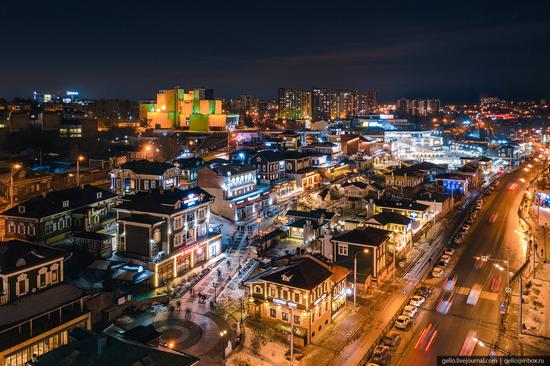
[371,345,390,364]
[444,248,455,256]
[432,266,444,277]
[402,305,418,318]
[382,332,401,347]
[441,254,451,263]
[462,224,471,231]
[417,286,433,298]
[395,315,411,330]
[409,295,426,307]
[437,260,447,268]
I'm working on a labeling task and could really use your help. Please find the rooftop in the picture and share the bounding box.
[210,163,257,176]
[32,328,199,366]
[251,150,286,162]
[248,257,333,290]
[116,187,213,215]
[286,209,335,221]
[0,240,64,274]
[374,199,430,212]
[120,159,177,175]
[1,185,115,219]
[368,211,412,226]
[332,226,391,247]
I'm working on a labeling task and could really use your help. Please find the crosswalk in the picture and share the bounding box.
[454,286,499,302]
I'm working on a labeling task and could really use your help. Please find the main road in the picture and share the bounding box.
[392,165,534,365]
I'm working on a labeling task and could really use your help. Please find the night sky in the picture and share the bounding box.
[1,1,549,102]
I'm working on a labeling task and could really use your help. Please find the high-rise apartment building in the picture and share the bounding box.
[356,91,377,115]
[396,98,439,116]
[277,88,312,120]
[427,99,440,114]
[279,88,376,121]
[312,88,331,122]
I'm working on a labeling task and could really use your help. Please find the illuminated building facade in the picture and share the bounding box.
[278,88,312,121]
[245,255,349,347]
[144,87,226,131]
[115,188,222,287]
[110,160,181,195]
[0,240,91,366]
[197,163,270,222]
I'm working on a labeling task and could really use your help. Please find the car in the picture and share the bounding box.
[466,284,482,305]
[443,275,458,291]
[437,260,447,268]
[409,295,426,307]
[402,305,418,318]
[366,364,381,366]
[432,266,444,277]
[371,345,390,364]
[395,315,411,330]
[444,248,455,256]
[440,254,451,263]
[417,285,433,298]
[437,290,456,314]
[488,213,498,223]
[382,332,401,347]
[462,224,471,231]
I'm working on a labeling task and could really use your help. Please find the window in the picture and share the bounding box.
[294,315,300,325]
[17,224,25,235]
[151,180,156,189]
[51,269,58,283]
[62,200,69,208]
[39,273,46,287]
[255,286,262,294]
[8,223,15,233]
[270,308,276,318]
[282,312,289,321]
[283,290,288,300]
[294,293,300,303]
[337,244,348,256]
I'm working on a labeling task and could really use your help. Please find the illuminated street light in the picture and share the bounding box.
[10,163,22,205]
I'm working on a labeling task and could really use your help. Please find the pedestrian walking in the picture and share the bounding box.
[176,300,181,312]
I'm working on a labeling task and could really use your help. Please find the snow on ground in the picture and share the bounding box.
[522,262,549,337]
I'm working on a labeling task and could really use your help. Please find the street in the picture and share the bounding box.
[392,166,535,365]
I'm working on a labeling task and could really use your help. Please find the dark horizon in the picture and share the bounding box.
[1,1,549,103]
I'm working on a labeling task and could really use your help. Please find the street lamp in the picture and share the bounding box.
[76,155,85,187]
[10,163,22,205]
[219,329,228,361]
[353,248,370,309]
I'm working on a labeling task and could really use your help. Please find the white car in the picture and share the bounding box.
[462,224,471,231]
[395,315,411,330]
[432,266,444,277]
[409,295,426,307]
[441,254,451,263]
[402,305,418,318]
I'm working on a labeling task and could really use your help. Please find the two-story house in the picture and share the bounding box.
[364,211,413,253]
[283,151,321,191]
[110,160,181,195]
[330,226,392,286]
[172,158,206,189]
[372,199,430,233]
[384,167,425,199]
[301,142,341,160]
[245,255,349,347]
[115,187,222,287]
[197,163,270,223]
[0,240,91,366]
[250,150,298,204]
[0,185,117,245]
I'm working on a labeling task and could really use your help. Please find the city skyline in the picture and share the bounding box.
[0,1,549,102]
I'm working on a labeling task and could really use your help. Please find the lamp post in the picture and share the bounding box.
[10,163,21,205]
[76,155,84,187]
[219,329,227,362]
[353,248,369,309]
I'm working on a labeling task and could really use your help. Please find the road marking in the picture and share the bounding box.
[455,286,499,301]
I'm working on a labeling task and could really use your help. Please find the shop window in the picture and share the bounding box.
[294,315,300,325]
[269,308,276,318]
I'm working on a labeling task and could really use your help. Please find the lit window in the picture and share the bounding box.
[337,244,348,256]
